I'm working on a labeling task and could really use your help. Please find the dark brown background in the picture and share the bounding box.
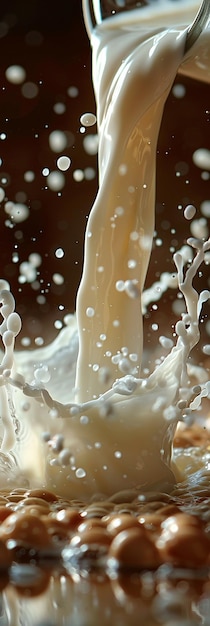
[0,0,209,365]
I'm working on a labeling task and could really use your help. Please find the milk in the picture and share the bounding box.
[0,0,209,499]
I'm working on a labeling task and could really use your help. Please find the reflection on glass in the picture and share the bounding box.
[1,565,210,626]
[95,0,149,20]
[84,0,185,25]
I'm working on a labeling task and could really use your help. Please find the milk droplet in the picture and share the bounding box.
[172,83,186,98]
[0,188,5,202]
[49,130,67,152]
[54,320,63,329]
[42,167,50,177]
[47,171,65,191]
[130,231,139,241]
[4,202,29,223]
[127,259,137,269]
[184,204,196,220]
[118,163,127,175]
[55,248,65,259]
[52,273,64,285]
[193,148,210,170]
[83,134,98,155]
[5,64,26,84]
[129,353,138,362]
[190,217,208,239]
[86,307,95,318]
[21,337,31,347]
[29,254,41,269]
[80,415,89,425]
[35,337,44,346]
[159,336,174,349]
[21,82,39,99]
[67,85,79,98]
[116,280,125,292]
[34,366,51,383]
[24,170,35,182]
[7,312,22,336]
[202,345,210,355]
[125,280,140,298]
[200,200,210,218]
[80,112,96,127]
[54,102,66,115]
[75,467,86,478]
[73,169,84,182]
[84,167,95,180]
[19,261,36,283]
[58,449,71,466]
[57,156,71,171]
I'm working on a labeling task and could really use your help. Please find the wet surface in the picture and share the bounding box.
[0,2,210,623]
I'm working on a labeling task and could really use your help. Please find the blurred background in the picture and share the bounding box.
[0,0,209,369]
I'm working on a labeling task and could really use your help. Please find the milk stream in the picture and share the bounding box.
[0,1,210,499]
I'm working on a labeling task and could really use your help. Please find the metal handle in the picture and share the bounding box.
[185,0,210,52]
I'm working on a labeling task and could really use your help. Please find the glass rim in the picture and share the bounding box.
[82,0,210,51]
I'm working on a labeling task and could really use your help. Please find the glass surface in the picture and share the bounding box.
[89,0,183,22]
[1,563,210,625]
[94,0,149,20]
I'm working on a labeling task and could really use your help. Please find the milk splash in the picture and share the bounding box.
[0,1,210,499]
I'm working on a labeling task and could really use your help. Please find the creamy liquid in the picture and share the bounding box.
[0,1,210,500]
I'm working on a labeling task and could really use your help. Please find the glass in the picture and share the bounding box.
[82,0,150,36]
[92,0,149,20]
[83,0,210,49]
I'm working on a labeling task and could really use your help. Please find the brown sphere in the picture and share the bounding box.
[108,526,161,570]
[157,513,210,568]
